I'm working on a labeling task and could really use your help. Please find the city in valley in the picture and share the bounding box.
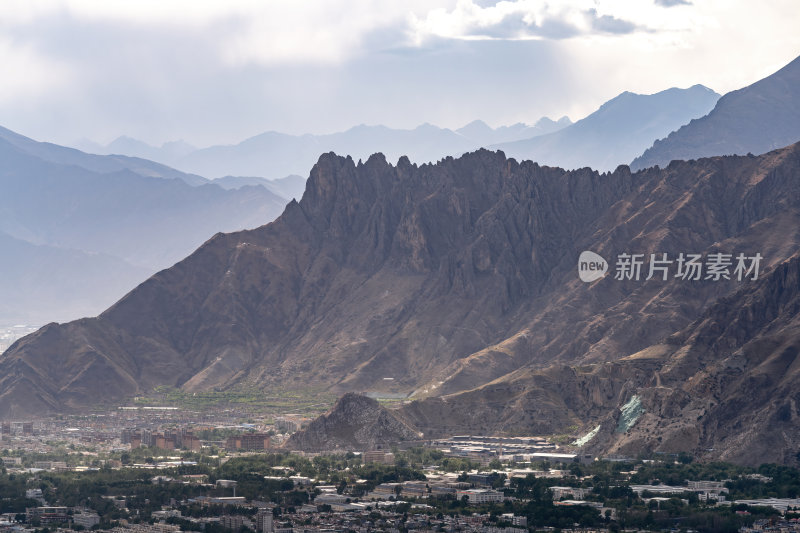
[1,404,799,533]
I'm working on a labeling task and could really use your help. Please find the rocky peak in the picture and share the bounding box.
[282,393,421,452]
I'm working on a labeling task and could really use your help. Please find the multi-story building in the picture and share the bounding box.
[630,484,687,496]
[25,489,44,502]
[73,512,101,529]
[240,433,270,451]
[469,473,501,487]
[687,480,728,491]
[400,481,428,499]
[126,428,202,451]
[121,429,134,444]
[226,433,270,451]
[363,450,395,465]
[550,486,586,500]
[430,484,456,498]
[456,489,504,504]
[220,515,244,530]
[32,461,67,471]
[501,514,528,527]
[155,435,169,449]
[255,510,274,533]
[140,429,154,447]
[370,483,400,499]
[687,480,729,501]
[26,506,69,525]
[289,476,312,487]
[224,436,240,451]
[183,434,202,451]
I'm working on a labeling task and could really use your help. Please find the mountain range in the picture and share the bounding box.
[212,175,307,201]
[494,85,720,172]
[0,127,291,324]
[3,139,800,464]
[1,125,207,185]
[4,54,800,465]
[632,55,800,170]
[0,231,150,324]
[76,83,722,181]
[72,54,800,186]
[76,117,573,181]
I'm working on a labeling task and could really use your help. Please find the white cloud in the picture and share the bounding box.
[655,0,692,6]
[408,0,645,43]
[217,2,404,67]
[558,0,800,99]
[0,0,440,67]
[0,0,797,147]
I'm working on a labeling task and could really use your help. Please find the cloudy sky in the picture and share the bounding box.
[1,0,799,147]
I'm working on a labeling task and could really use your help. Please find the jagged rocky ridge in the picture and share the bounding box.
[283,393,421,452]
[2,144,800,464]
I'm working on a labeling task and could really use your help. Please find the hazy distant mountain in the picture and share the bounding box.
[0,232,150,324]
[213,174,306,200]
[76,136,197,170]
[79,120,570,180]
[261,175,306,201]
[0,131,288,270]
[107,136,197,166]
[631,55,800,170]
[212,176,274,190]
[0,127,290,323]
[456,116,571,147]
[1,126,208,186]
[6,143,800,466]
[494,85,720,171]
[174,123,473,179]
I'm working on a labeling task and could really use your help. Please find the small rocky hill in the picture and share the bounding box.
[283,393,422,452]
